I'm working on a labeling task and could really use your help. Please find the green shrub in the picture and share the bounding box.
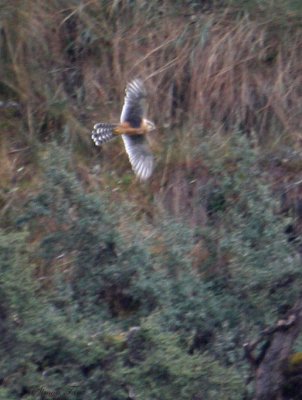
[10,143,247,398]
[144,132,302,369]
[17,146,159,321]
[3,134,300,399]
[124,317,244,400]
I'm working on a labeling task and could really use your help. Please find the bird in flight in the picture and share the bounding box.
[92,79,155,181]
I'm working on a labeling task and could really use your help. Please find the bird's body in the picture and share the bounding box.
[92,79,155,181]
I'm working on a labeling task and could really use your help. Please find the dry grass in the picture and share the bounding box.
[0,0,301,222]
[1,1,301,141]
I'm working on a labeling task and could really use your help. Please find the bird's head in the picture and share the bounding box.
[144,119,156,132]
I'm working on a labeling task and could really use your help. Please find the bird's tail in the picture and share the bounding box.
[91,123,119,146]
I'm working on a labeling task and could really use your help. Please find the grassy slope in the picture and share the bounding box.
[0,1,302,399]
[0,0,301,213]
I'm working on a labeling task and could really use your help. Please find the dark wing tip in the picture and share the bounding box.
[126,79,146,99]
[121,79,148,127]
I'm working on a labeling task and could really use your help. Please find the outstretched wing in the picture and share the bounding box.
[120,79,146,127]
[120,79,154,181]
[122,135,154,181]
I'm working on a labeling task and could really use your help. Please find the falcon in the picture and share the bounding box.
[92,79,155,181]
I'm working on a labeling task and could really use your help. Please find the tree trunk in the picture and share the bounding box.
[244,300,302,400]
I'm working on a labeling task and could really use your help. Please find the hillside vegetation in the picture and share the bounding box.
[0,1,301,399]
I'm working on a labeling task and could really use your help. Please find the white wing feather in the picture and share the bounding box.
[122,135,154,181]
[120,79,154,181]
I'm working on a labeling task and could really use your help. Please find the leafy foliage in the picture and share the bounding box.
[0,144,248,398]
[0,1,301,398]
[17,147,158,321]
[0,124,300,398]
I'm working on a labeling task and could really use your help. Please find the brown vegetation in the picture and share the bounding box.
[1,1,301,221]
[0,3,301,397]
[1,2,301,137]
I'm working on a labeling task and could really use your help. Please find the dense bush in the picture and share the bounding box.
[0,134,299,398]
[146,133,301,364]
[0,1,301,398]
[0,146,245,399]
[16,146,159,322]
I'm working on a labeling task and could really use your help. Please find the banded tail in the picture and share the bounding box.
[91,123,118,146]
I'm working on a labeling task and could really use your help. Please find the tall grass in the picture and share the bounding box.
[0,0,301,143]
